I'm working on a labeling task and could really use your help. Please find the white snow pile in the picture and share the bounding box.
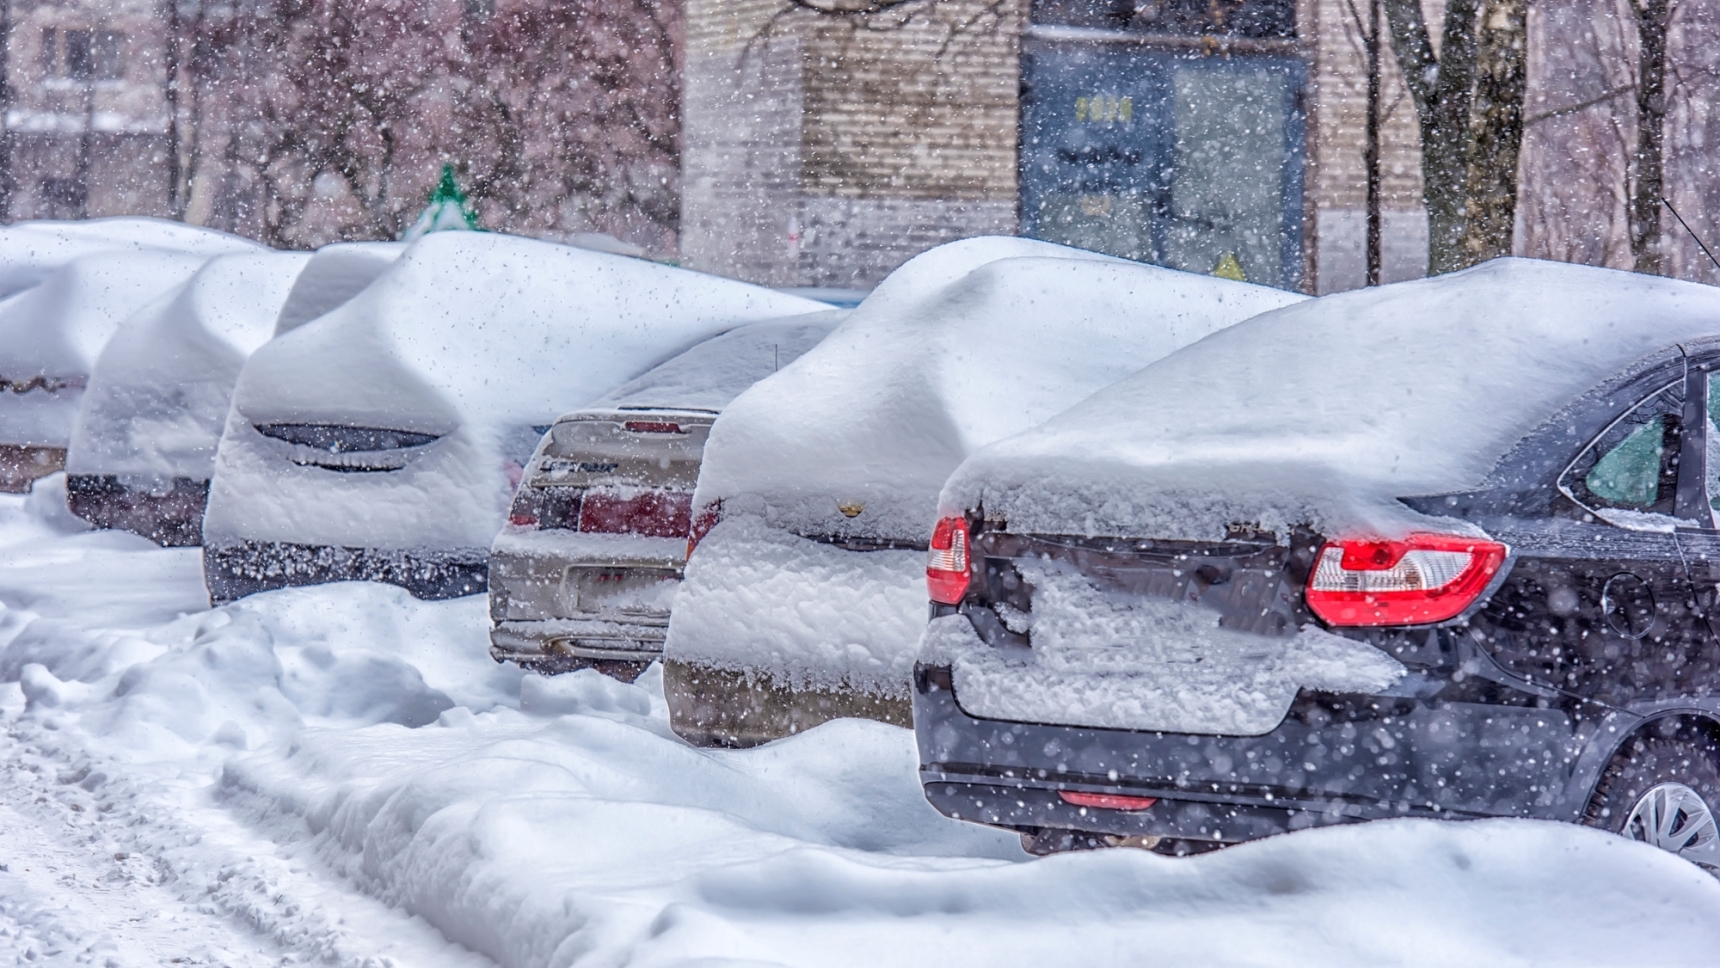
[270,241,405,335]
[0,217,256,302]
[670,236,1304,696]
[945,258,1720,541]
[672,516,930,692]
[204,232,825,555]
[0,228,261,449]
[0,487,1716,966]
[67,250,312,480]
[591,311,844,413]
[921,560,1405,735]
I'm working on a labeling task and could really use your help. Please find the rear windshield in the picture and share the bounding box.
[532,415,711,490]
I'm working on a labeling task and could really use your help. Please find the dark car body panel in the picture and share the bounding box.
[918,342,1720,846]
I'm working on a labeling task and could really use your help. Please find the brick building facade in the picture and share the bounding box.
[682,0,1436,293]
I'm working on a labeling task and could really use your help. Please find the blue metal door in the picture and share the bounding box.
[1021,42,1306,289]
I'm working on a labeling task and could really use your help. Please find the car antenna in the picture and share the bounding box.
[1662,197,1720,275]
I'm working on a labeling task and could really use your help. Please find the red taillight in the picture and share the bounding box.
[578,490,693,538]
[1058,790,1159,812]
[624,420,682,434]
[509,513,539,528]
[1305,532,1508,627]
[927,516,972,605]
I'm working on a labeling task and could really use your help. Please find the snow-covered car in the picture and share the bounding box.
[0,229,259,493]
[488,314,842,679]
[663,236,1306,747]
[268,241,405,336]
[65,250,312,545]
[201,232,823,604]
[915,258,1720,865]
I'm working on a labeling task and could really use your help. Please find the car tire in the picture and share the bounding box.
[1584,728,1720,871]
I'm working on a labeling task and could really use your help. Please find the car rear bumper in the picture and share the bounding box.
[203,540,487,603]
[67,475,209,547]
[492,616,665,659]
[913,662,1588,845]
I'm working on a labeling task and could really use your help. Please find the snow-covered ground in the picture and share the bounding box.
[0,477,1718,967]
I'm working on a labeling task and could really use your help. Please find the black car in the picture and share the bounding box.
[914,259,1720,867]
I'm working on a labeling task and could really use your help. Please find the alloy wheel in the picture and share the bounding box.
[1624,781,1720,869]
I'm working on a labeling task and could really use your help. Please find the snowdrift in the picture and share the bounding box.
[65,250,312,545]
[944,258,1720,542]
[664,237,1305,741]
[202,231,825,602]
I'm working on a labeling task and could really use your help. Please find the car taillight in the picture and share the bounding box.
[1306,533,1508,627]
[578,490,693,538]
[1058,790,1159,812]
[623,420,682,434]
[687,500,722,557]
[507,491,539,530]
[927,516,971,605]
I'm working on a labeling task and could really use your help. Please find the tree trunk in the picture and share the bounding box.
[1366,0,1382,286]
[1629,0,1670,275]
[1380,0,1482,275]
[1460,0,1528,264]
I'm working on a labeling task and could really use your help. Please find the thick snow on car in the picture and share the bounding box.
[489,314,842,680]
[66,250,312,545]
[201,231,823,604]
[269,241,405,336]
[917,258,1720,867]
[664,236,1305,747]
[0,230,259,493]
[0,217,257,302]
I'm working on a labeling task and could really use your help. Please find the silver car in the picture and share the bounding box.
[487,314,840,679]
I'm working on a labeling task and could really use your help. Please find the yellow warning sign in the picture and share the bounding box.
[1212,252,1247,281]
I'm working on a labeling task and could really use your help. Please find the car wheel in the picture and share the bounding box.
[1585,731,1720,871]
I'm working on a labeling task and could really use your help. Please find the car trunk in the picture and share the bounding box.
[491,413,710,646]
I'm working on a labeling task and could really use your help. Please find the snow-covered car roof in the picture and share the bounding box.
[691,236,1307,541]
[590,312,845,413]
[0,217,256,302]
[68,250,312,479]
[229,232,825,437]
[271,242,405,336]
[943,258,1720,541]
[206,232,826,553]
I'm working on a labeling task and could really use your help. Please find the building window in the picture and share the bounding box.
[64,29,93,80]
[1032,0,1296,39]
[39,28,55,76]
[94,31,123,81]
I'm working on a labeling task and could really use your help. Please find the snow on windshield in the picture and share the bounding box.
[591,311,845,413]
[204,232,826,554]
[67,250,312,480]
[947,258,1720,541]
[270,241,406,336]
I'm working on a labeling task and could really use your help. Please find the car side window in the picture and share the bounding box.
[1706,371,1720,514]
[1562,380,1683,520]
